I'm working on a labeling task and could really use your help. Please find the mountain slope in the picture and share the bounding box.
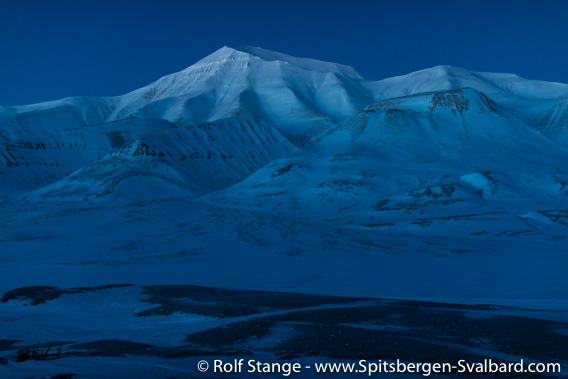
[0,117,176,195]
[202,88,568,224]
[363,65,568,102]
[514,96,568,145]
[31,114,295,202]
[0,97,116,143]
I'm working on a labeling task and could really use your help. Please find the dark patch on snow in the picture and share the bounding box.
[49,374,77,379]
[139,285,364,311]
[451,249,472,254]
[361,222,396,227]
[185,319,275,347]
[0,284,132,305]
[470,231,491,235]
[0,286,74,305]
[269,305,568,362]
[270,163,300,178]
[136,285,369,319]
[255,191,287,198]
[172,294,568,364]
[409,211,507,226]
[0,339,20,351]
[317,179,364,193]
[105,130,127,149]
[429,89,470,114]
[538,209,568,225]
[73,284,132,291]
[70,340,153,357]
[136,302,259,318]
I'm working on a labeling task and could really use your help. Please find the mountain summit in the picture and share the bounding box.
[108,45,372,141]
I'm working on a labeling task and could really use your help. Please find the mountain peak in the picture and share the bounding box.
[187,45,248,67]
[387,65,474,82]
[188,45,363,79]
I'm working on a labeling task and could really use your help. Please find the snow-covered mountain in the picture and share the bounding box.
[1,48,568,377]
[203,87,568,226]
[2,46,568,200]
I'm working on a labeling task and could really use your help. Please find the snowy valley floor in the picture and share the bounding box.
[0,197,567,378]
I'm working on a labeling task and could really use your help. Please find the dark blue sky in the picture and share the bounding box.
[1,0,567,105]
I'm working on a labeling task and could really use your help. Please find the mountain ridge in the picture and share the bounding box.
[1,46,568,200]
[3,46,567,127]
